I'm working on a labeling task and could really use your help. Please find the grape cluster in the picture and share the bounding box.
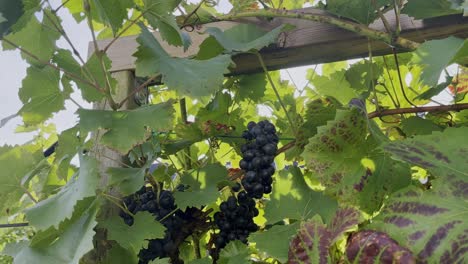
[240,120,278,198]
[213,191,259,249]
[119,186,185,264]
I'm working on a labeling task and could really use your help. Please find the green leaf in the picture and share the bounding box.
[402,0,462,19]
[218,241,250,264]
[149,258,171,264]
[55,127,81,179]
[264,167,338,224]
[135,26,232,99]
[18,66,68,125]
[319,0,388,24]
[0,1,23,36]
[384,126,468,180]
[142,0,185,46]
[0,144,43,217]
[250,223,300,263]
[233,73,267,102]
[357,152,412,214]
[89,0,134,34]
[401,116,443,136]
[173,163,228,209]
[107,167,146,196]
[412,37,468,87]
[345,230,415,263]
[301,109,368,201]
[204,24,285,52]
[25,153,99,230]
[188,258,212,264]
[307,69,358,105]
[101,212,165,255]
[78,101,175,154]
[53,49,109,102]
[3,15,60,65]
[415,76,453,100]
[102,244,138,264]
[368,176,467,263]
[4,200,98,264]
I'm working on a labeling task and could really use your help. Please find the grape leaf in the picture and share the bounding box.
[173,163,228,209]
[368,176,467,263]
[142,0,186,46]
[401,116,443,136]
[264,167,338,224]
[218,241,250,264]
[0,144,43,217]
[102,244,138,264]
[412,37,468,87]
[78,101,175,154]
[384,126,468,180]
[107,167,146,196]
[134,26,232,99]
[250,223,300,263]
[288,215,331,264]
[25,153,99,230]
[319,0,388,24]
[301,108,368,201]
[288,208,362,264]
[3,14,60,65]
[52,49,110,102]
[0,0,24,36]
[307,69,358,105]
[149,258,171,264]
[100,212,165,255]
[18,66,70,125]
[232,73,267,102]
[90,0,134,34]
[402,0,463,19]
[188,258,211,264]
[345,230,415,263]
[204,24,284,52]
[4,200,98,264]
[55,126,81,179]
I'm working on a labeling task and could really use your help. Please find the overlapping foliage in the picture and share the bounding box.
[0,0,467,263]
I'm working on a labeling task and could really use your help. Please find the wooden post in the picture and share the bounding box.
[81,70,137,263]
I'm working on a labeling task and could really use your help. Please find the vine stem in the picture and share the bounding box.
[1,38,105,94]
[0,223,29,229]
[256,52,299,137]
[193,9,420,50]
[367,103,468,119]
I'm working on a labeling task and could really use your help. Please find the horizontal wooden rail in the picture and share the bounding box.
[90,8,468,75]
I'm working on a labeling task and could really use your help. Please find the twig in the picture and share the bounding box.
[0,223,29,229]
[103,11,147,53]
[53,0,70,13]
[372,0,392,34]
[2,38,105,94]
[367,103,468,119]
[118,74,160,108]
[256,52,299,137]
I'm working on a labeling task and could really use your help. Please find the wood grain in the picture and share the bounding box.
[89,8,468,75]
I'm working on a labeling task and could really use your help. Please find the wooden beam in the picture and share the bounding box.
[91,8,468,75]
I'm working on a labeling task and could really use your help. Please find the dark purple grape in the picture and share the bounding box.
[247,121,256,130]
[263,143,277,156]
[232,182,241,192]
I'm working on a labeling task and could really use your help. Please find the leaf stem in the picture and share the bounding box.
[256,52,298,137]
